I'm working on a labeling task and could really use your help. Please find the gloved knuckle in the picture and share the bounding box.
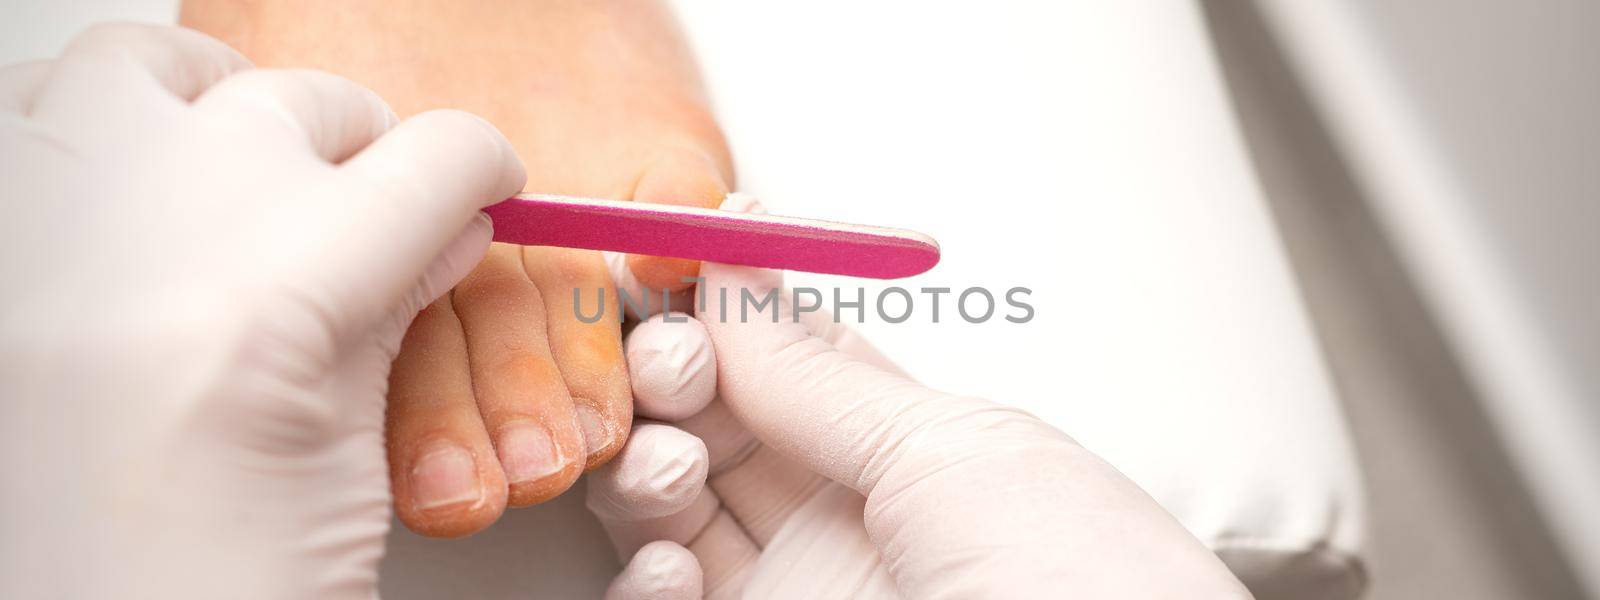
[208,68,299,98]
[409,108,492,137]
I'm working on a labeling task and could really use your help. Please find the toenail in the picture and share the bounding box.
[411,442,482,511]
[498,422,562,484]
[575,403,612,457]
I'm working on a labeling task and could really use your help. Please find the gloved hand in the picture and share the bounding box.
[0,24,523,598]
[587,200,1252,599]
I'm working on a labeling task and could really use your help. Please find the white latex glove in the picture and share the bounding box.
[588,197,1252,599]
[0,24,524,598]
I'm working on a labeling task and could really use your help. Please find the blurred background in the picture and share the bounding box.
[2,1,1594,598]
[1202,3,1597,598]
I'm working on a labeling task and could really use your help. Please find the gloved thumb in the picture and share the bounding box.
[693,259,1011,495]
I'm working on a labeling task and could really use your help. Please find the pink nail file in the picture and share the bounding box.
[483,194,940,279]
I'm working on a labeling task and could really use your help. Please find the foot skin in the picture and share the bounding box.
[182,0,734,537]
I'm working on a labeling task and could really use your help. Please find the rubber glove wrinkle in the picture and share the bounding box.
[0,24,523,599]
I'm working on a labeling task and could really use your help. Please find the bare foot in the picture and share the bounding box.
[182,0,733,537]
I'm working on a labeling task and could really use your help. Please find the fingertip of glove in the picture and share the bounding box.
[606,540,703,600]
[627,313,717,421]
[586,424,708,521]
